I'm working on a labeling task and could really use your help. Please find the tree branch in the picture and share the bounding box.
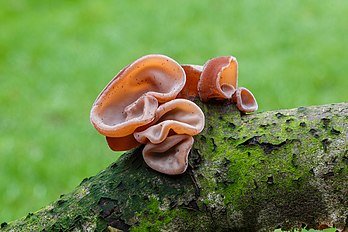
[2,102,348,232]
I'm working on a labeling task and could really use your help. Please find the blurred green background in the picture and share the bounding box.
[0,0,347,223]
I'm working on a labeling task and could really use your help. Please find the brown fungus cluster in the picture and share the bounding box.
[90,54,257,175]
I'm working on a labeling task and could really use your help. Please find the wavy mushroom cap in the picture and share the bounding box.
[177,64,203,99]
[90,54,186,137]
[232,87,258,113]
[91,94,159,137]
[142,135,194,175]
[134,99,205,144]
[198,56,238,102]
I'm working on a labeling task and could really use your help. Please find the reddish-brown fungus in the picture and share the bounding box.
[232,87,258,113]
[142,135,194,175]
[198,56,238,102]
[106,135,141,151]
[177,65,202,99]
[134,99,205,144]
[91,54,258,175]
[90,54,186,150]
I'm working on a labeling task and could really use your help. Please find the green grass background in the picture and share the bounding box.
[1,0,347,223]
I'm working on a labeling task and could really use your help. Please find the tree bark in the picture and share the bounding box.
[2,102,347,232]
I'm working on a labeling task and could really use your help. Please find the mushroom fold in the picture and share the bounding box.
[90,54,186,140]
[134,99,205,144]
[177,65,203,99]
[142,135,194,175]
[232,87,258,113]
[106,134,141,151]
[198,56,238,102]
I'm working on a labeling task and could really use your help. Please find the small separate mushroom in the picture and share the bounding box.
[198,56,238,102]
[142,135,194,175]
[134,99,205,144]
[177,65,203,99]
[232,87,258,113]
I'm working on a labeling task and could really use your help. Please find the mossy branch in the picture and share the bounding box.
[2,102,348,232]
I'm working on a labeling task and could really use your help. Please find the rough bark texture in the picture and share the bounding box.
[2,102,347,232]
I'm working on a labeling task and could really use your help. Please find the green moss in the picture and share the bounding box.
[3,102,347,231]
[131,197,176,232]
[191,102,345,220]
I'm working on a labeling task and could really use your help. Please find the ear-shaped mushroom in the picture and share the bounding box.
[177,65,203,99]
[198,56,238,102]
[232,87,258,113]
[134,99,205,144]
[94,95,159,138]
[142,135,194,175]
[90,54,186,138]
